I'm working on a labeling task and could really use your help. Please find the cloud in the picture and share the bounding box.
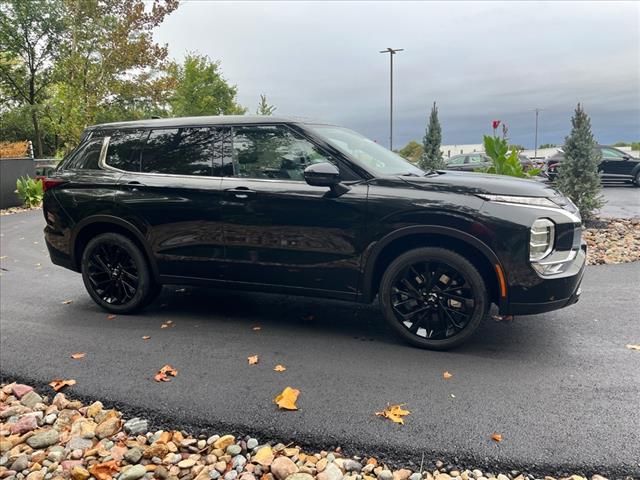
[156,1,640,148]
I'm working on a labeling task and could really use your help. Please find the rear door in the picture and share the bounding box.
[218,124,368,298]
[110,126,228,280]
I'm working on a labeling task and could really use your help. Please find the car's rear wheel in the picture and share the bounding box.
[81,233,155,313]
[379,247,489,350]
[634,171,640,187]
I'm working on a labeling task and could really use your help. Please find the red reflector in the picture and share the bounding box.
[42,178,66,192]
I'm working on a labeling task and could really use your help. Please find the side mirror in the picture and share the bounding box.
[304,162,350,196]
[623,155,631,160]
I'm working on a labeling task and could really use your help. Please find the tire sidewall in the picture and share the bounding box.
[379,247,488,350]
[81,233,152,314]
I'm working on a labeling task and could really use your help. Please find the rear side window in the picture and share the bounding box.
[106,130,144,171]
[62,138,103,170]
[141,127,217,176]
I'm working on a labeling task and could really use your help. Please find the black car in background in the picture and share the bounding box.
[42,116,585,350]
[545,145,640,185]
[445,152,534,172]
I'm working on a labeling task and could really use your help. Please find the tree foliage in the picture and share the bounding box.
[256,94,276,115]
[480,122,539,178]
[168,54,246,117]
[398,140,423,163]
[538,143,557,149]
[555,103,604,221]
[419,101,444,170]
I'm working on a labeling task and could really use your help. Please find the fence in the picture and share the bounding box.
[0,157,36,208]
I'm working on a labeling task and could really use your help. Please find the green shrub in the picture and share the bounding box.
[479,122,540,178]
[15,176,44,208]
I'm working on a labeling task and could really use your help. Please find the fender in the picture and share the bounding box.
[359,225,505,303]
[71,215,160,280]
[631,161,640,178]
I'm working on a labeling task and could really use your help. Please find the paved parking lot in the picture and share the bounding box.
[1,211,640,477]
[599,185,640,218]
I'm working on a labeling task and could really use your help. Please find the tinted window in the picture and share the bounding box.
[446,155,465,166]
[106,130,144,171]
[141,127,220,176]
[63,138,103,170]
[231,125,333,180]
[601,147,625,159]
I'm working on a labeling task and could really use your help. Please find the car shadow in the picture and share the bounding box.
[138,285,562,360]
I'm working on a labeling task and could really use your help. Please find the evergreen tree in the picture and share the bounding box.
[256,94,276,115]
[420,101,444,170]
[555,103,604,222]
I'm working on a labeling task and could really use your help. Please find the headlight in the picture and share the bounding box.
[530,218,555,261]
[477,194,558,208]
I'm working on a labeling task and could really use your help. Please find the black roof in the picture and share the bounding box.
[86,115,334,131]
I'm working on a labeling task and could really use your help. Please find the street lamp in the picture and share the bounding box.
[533,108,543,159]
[379,47,403,150]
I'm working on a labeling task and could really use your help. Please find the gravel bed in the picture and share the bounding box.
[0,207,41,216]
[0,384,625,480]
[584,218,640,265]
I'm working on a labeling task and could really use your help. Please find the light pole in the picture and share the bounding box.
[533,108,543,159]
[379,47,403,150]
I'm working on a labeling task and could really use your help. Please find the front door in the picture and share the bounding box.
[219,124,368,298]
[109,127,228,280]
[599,147,634,180]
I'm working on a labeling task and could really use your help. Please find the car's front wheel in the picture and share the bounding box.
[81,233,156,313]
[379,247,489,350]
[634,171,640,187]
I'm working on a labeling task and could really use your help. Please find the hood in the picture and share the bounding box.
[395,171,560,198]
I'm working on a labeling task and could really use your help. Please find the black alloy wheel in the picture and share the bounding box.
[81,233,157,313]
[379,247,489,350]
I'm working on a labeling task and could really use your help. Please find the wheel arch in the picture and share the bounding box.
[71,215,159,280]
[360,226,506,306]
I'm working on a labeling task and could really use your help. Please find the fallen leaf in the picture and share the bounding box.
[70,352,86,359]
[0,256,7,260]
[166,320,173,324]
[252,326,262,331]
[274,364,286,372]
[61,300,73,305]
[160,323,169,329]
[253,445,274,466]
[491,432,503,442]
[154,364,178,382]
[626,344,640,351]
[107,314,116,320]
[450,394,456,398]
[443,371,453,380]
[49,378,76,391]
[142,336,151,340]
[161,321,175,328]
[89,460,120,480]
[248,355,259,365]
[375,403,410,425]
[274,386,300,410]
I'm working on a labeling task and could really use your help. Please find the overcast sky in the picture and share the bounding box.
[155,1,640,149]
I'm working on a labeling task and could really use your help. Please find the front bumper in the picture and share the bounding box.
[501,244,586,316]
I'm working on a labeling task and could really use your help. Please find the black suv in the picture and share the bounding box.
[43,116,586,349]
[545,145,640,185]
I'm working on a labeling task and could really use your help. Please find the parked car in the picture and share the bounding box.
[42,116,585,350]
[545,145,640,185]
[445,152,534,172]
[34,159,58,178]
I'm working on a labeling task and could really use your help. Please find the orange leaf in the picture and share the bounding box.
[491,432,503,442]
[107,314,116,320]
[89,460,120,480]
[375,403,410,425]
[274,364,286,372]
[274,386,300,410]
[154,364,178,382]
[248,355,259,365]
[142,336,151,340]
[70,352,86,360]
[49,378,76,391]
[443,371,453,380]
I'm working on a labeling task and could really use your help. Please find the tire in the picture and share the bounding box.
[379,247,489,350]
[634,171,640,187]
[81,232,156,314]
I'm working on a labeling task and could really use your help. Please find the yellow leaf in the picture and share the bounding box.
[626,344,640,351]
[274,386,300,410]
[70,352,86,359]
[443,371,453,380]
[274,364,286,372]
[248,355,259,365]
[491,432,503,442]
[375,403,410,424]
[49,378,76,391]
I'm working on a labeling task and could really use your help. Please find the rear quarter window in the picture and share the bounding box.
[105,130,145,171]
[59,137,104,170]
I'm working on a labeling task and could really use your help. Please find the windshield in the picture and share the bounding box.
[308,125,425,177]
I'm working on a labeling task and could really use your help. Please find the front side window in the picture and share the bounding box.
[467,154,486,165]
[601,147,625,159]
[106,130,144,171]
[231,125,333,180]
[446,155,465,166]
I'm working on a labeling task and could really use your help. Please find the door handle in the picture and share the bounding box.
[224,187,255,200]
[125,180,145,192]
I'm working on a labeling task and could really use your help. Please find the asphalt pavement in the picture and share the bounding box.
[1,211,639,477]
[599,185,640,219]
